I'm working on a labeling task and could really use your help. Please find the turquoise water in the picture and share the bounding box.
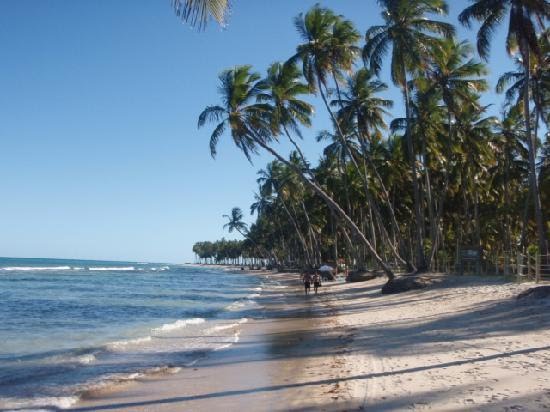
[0,257,262,410]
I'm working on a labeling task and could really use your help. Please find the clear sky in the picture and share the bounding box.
[0,0,517,263]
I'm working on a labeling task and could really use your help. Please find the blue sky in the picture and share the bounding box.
[0,1,517,263]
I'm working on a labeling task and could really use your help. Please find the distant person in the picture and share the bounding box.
[313,273,322,294]
[302,272,312,296]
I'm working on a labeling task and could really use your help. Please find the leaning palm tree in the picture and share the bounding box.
[223,207,249,237]
[255,61,314,166]
[172,0,229,29]
[459,0,549,254]
[363,0,455,270]
[198,65,397,280]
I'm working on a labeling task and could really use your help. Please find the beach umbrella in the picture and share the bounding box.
[319,265,333,272]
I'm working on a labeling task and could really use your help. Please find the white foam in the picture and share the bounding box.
[206,318,248,333]
[149,266,171,271]
[152,317,205,332]
[0,395,79,410]
[214,331,241,351]
[106,336,152,350]
[88,266,135,271]
[0,266,72,271]
[75,354,96,364]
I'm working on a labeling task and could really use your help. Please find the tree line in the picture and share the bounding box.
[194,1,549,281]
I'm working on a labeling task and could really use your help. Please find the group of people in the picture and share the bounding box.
[301,271,322,295]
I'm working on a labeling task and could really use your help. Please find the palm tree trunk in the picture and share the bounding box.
[504,141,512,253]
[522,47,547,255]
[420,129,436,270]
[358,134,401,247]
[402,68,427,271]
[280,197,311,266]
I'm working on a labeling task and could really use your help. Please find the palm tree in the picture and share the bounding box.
[223,207,248,237]
[199,65,396,280]
[172,0,229,29]
[292,6,411,268]
[332,69,402,241]
[420,38,488,264]
[459,0,549,254]
[291,5,361,163]
[197,65,264,162]
[255,61,314,166]
[363,0,455,270]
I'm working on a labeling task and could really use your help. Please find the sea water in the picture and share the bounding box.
[0,257,263,410]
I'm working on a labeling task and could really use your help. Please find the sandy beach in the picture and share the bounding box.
[70,272,550,411]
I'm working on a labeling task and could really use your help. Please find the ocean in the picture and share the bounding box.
[0,257,263,410]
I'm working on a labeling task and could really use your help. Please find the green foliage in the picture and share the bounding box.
[193,3,549,270]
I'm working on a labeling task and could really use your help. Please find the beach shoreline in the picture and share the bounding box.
[69,271,550,411]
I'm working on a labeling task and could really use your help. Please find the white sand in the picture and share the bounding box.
[333,276,550,411]
[71,273,550,411]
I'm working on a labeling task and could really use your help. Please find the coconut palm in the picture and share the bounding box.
[331,69,411,267]
[423,39,488,116]
[291,5,361,158]
[223,207,248,236]
[172,0,229,29]
[255,62,314,166]
[459,0,549,254]
[418,38,488,263]
[363,0,455,270]
[199,65,396,280]
[197,65,265,162]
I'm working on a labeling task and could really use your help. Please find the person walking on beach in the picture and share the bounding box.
[302,272,312,295]
[313,272,322,295]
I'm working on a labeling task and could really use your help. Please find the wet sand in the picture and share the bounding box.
[70,272,550,411]
[71,272,359,411]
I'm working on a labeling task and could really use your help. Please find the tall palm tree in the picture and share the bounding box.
[420,38,488,263]
[255,62,314,166]
[363,0,455,270]
[332,69,410,268]
[199,65,396,280]
[459,0,549,254]
[292,6,412,268]
[197,65,264,162]
[291,5,361,162]
[172,0,229,29]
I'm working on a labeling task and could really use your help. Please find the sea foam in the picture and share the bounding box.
[152,317,205,332]
[0,266,72,271]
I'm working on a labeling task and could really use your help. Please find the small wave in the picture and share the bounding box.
[0,266,72,271]
[77,366,182,398]
[0,395,79,410]
[106,336,152,351]
[214,331,241,351]
[206,318,248,333]
[149,266,171,271]
[87,266,136,271]
[75,354,96,365]
[152,317,205,333]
